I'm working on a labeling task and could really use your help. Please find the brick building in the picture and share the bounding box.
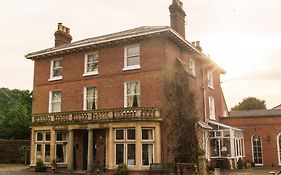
[26,0,244,173]
[221,108,281,167]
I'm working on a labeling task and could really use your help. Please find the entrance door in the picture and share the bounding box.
[93,129,106,171]
[73,130,88,171]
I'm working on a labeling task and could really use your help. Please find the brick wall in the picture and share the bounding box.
[221,116,281,166]
[0,139,30,163]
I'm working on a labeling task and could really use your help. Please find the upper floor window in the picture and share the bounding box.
[125,81,140,107]
[189,59,196,76]
[84,86,98,110]
[49,59,62,81]
[207,71,214,88]
[49,91,61,113]
[123,44,140,71]
[84,52,98,76]
[209,96,215,120]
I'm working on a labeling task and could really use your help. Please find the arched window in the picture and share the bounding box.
[277,133,281,165]
[252,135,263,165]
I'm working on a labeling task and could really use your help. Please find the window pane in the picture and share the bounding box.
[142,129,153,140]
[45,132,51,141]
[37,132,43,141]
[86,87,97,110]
[52,91,61,101]
[116,130,124,140]
[52,102,61,112]
[127,144,136,165]
[116,144,124,165]
[53,60,62,68]
[56,132,67,141]
[45,144,50,162]
[36,144,43,161]
[142,144,153,166]
[127,129,135,140]
[56,144,66,163]
[127,56,140,66]
[127,46,139,57]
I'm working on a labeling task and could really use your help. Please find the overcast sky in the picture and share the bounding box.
[0,0,280,109]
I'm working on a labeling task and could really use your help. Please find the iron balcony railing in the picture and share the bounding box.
[32,107,161,125]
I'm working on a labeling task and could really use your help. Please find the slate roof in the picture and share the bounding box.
[229,109,281,117]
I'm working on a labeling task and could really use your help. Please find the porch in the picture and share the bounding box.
[30,107,162,173]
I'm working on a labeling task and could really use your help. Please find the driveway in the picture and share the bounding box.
[0,164,70,175]
[221,167,281,175]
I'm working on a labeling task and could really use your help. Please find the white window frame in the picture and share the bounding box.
[35,131,51,164]
[123,44,141,71]
[83,52,98,77]
[209,96,216,120]
[49,90,61,113]
[83,86,98,110]
[114,128,136,166]
[207,71,214,89]
[124,81,140,107]
[141,128,155,167]
[55,131,68,164]
[251,135,263,166]
[189,59,196,77]
[277,133,281,165]
[49,58,62,81]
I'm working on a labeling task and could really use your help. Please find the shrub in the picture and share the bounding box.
[116,163,128,175]
[35,160,46,172]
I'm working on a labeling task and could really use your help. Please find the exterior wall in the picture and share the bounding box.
[32,38,166,114]
[221,116,281,167]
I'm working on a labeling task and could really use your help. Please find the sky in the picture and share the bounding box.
[0,0,280,109]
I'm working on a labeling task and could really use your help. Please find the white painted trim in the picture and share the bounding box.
[49,58,62,81]
[277,133,281,165]
[123,44,140,70]
[209,96,216,120]
[251,135,264,166]
[84,52,98,75]
[122,65,141,71]
[83,71,98,77]
[207,71,214,89]
[124,81,141,107]
[83,87,87,111]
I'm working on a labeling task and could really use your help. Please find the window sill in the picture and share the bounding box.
[83,71,98,77]
[48,76,62,82]
[123,65,141,71]
[208,85,214,90]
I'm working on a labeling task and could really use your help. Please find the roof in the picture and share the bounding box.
[229,109,281,117]
[198,121,213,130]
[208,120,242,131]
[272,104,281,109]
[25,26,225,73]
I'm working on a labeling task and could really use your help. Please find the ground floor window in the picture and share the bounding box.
[115,128,136,166]
[35,131,50,163]
[252,135,263,165]
[141,128,154,166]
[56,131,67,163]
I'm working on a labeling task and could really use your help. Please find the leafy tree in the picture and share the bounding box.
[231,97,266,111]
[164,63,199,163]
[0,88,32,139]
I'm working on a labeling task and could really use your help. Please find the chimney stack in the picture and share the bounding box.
[169,0,186,38]
[54,23,72,47]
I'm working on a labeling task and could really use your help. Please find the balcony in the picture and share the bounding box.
[31,107,161,125]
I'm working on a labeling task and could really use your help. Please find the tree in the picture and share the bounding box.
[231,97,266,111]
[0,88,32,139]
[164,63,199,163]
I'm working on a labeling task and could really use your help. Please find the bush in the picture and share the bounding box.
[116,163,128,175]
[237,158,243,169]
[35,160,46,172]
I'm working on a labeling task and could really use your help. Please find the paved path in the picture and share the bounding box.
[221,167,281,175]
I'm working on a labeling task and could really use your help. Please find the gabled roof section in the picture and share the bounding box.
[25,26,225,73]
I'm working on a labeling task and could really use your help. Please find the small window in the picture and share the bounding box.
[123,44,140,70]
[84,87,98,110]
[142,129,153,140]
[84,52,98,76]
[209,96,215,120]
[127,129,135,140]
[36,132,43,142]
[207,72,214,88]
[49,91,61,113]
[125,81,140,107]
[49,59,62,81]
[56,132,67,141]
[189,59,196,76]
[115,130,124,141]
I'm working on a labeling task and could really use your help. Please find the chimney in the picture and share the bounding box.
[169,0,186,38]
[192,41,202,52]
[54,23,72,47]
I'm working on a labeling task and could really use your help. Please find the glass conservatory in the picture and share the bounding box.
[206,120,244,168]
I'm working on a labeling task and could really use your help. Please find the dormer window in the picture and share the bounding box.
[123,44,140,71]
[189,59,196,77]
[84,52,98,76]
[207,71,214,88]
[49,59,62,81]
